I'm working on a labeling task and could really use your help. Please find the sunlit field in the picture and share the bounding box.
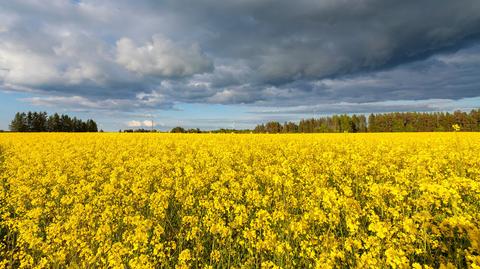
[1,133,479,268]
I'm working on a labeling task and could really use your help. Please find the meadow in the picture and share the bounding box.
[0,133,479,268]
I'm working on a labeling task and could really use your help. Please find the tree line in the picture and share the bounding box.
[122,109,480,134]
[9,112,98,132]
[254,114,368,133]
[367,110,480,132]
[122,129,159,133]
[168,127,253,133]
[253,109,480,133]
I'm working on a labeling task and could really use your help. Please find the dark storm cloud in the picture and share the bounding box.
[1,0,480,111]
[151,0,480,82]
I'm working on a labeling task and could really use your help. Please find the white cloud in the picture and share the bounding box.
[207,88,251,103]
[25,96,114,109]
[22,95,173,111]
[142,120,155,127]
[127,120,142,127]
[126,120,156,128]
[116,35,213,77]
[0,43,61,85]
[0,33,128,87]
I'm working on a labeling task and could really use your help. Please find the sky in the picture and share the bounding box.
[0,0,480,131]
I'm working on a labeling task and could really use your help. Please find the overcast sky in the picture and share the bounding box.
[1,0,480,130]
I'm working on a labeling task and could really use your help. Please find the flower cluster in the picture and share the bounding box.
[0,133,479,268]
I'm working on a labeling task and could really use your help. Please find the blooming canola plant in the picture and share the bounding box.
[0,133,479,268]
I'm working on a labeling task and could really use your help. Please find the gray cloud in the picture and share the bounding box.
[152,0,480,82]
[1,0,480,112]
[21,94,174,112]
[249,98,480,115]
[116,36,213,77]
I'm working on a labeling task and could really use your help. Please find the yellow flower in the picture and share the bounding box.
[0,132,479,268]
[210,250,221,262]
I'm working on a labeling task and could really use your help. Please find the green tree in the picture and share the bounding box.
[86,119,98,132]
[265,121,282,133]
[171,127,186,133]
[10,112,98,132]
[47,113,61,132]
[9,112,28,132]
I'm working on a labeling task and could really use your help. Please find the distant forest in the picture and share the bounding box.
[9,112,98,132]
[253,109,480,133]
[122,109,480,133]
[8,110,479,133]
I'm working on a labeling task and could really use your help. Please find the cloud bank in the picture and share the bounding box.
[0,0,479,113]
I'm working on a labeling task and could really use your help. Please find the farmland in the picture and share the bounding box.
[0,133,479,268]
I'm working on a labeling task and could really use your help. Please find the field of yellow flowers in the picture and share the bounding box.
[0,133,479,268]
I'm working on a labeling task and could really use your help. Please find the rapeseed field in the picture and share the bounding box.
[0,133,479,268]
